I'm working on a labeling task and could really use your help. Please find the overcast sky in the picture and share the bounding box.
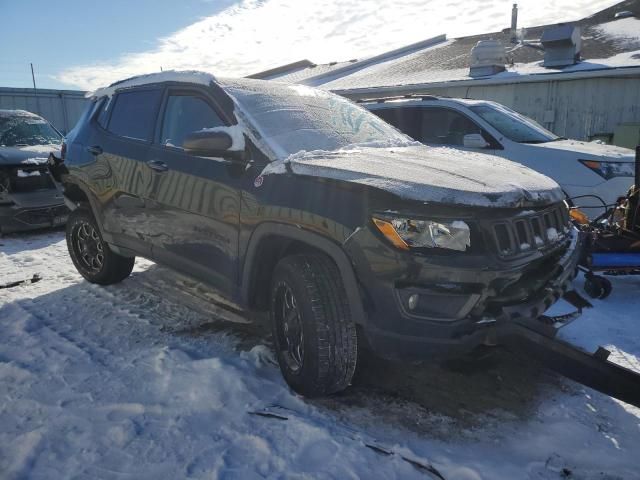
[0,0,620,91]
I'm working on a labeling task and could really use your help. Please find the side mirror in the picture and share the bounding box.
[183,130,245,160]
[463,133,489,149]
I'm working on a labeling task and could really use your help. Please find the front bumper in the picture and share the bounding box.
[346,228,584,361]
[0,201,69,233]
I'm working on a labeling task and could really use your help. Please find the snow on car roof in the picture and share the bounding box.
[0,109,43,119]
[87,70,217,98]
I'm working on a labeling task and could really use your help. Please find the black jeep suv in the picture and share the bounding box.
[52,71,581,397]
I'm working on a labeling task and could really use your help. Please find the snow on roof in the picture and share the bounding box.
[263,2,640,92]
[594,16,640,48]
[87,70,217,98]
[323,48,640,91]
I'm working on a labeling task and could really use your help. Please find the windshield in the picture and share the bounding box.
[0,113,62,147]
[220,78,412,159]
[469,104,559,144]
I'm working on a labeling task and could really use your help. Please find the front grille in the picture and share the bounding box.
[15,205,68,225]
[492,204,570,256]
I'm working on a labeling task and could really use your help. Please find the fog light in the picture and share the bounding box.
[407,294,419,311]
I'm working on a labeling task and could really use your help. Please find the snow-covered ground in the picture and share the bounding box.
[1,230,639,479]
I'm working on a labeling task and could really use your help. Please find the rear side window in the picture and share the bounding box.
[373,107,422,140]
[107,89,161,141]
[160,94,225,148]
[373,106,482,146]
[420,108,481,146]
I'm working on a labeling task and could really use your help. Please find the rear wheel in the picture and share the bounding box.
[270,254,358,397]
[66,209,134,285]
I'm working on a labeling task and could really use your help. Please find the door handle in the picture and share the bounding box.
[86,145,103,155]
[146,160,169,172]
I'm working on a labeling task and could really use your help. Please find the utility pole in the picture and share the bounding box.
[30,63,42,115]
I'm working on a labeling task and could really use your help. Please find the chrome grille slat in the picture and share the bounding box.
[492,205,569,256]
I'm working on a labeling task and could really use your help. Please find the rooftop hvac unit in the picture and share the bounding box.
[540,24,581,68]
[469,40,507,77]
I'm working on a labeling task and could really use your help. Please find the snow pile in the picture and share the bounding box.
[20,157,48,165]
[87,70,217,98]
[16,169,41,177]
[1,231,640,478]
[594,17,640,49]
[263,144,563,208]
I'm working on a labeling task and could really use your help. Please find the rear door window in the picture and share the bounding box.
[160,94,226,148]
[420,107,482,146]
[107,89,162,141]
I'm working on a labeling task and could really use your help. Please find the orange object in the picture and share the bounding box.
[569,207,590,225]
[372,218,409,250]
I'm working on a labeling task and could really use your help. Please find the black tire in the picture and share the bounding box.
[270,253,358,397]
[66,209,134,285]
[584,274,612,300]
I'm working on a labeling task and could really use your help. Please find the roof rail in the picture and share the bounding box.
[355,94,441,104]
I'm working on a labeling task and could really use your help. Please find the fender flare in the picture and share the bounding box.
[240,222,366,325]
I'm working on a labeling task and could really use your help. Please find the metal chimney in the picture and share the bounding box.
[511,4,518,43]
[540,24,582,68]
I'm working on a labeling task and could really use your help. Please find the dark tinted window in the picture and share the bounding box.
[374,107,422,139]
[107,89,161,141]
[374,106,482,146]
[160,94,225,148]
[420,108,481,146]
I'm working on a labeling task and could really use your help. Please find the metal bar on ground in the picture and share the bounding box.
[500,323,640,408]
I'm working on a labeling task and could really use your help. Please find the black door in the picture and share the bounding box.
[146,89,242,296]
[89,88,163,255]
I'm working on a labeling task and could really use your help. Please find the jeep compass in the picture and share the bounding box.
[51,71,582,397]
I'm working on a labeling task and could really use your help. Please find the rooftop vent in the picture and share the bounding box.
[614,10,634,19]
[540,24,581,68]
[469,40,507,77]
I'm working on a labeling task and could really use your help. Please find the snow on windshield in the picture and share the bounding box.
[470,104,559,144]
[219,78,412,160]
[0,112,61,147]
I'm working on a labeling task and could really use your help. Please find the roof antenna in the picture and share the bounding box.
[511,4,518,44]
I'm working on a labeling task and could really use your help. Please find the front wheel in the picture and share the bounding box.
[66,209,134,285]
[270,254,358,397]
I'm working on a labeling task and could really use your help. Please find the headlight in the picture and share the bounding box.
[372,217,471,252]
[579,159,634,180]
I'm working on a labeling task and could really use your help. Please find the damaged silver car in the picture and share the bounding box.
[0,109,68,234]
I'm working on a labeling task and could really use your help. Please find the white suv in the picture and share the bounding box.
[365,96,636,218]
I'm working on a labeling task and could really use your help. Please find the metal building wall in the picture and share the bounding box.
[0,87,89,134]
[419,75,640,141]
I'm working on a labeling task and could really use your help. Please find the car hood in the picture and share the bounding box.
[529,139,635,161]
[0,144,61,166]
[262,144,564,208]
